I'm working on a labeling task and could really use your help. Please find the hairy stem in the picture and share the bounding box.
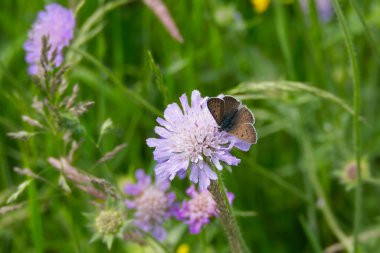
[208,169,250,253]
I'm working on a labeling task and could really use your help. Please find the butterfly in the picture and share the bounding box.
[207,96,257,144]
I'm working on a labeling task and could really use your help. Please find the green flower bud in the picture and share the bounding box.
[95,209,123,235]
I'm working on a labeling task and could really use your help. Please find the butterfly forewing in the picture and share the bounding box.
[223,96,241,116]
[228,123,257,144]
[236,106,255,124]
[207,98,224,125]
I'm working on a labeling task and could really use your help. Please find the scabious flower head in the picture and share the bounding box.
[24,3,75,75]
[178,185,234,234]
[147,90,251,190]
[124,169,177,241]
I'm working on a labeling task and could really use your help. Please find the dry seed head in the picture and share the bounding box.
[7,131,35,140]
[22,115,44,128]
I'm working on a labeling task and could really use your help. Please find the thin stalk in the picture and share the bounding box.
[299,216,323,253]
[208,168,250,253]
[332,1,362,252]
[69,47,162,116]
[309,167,352,252]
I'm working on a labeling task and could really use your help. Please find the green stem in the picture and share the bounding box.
[208,168,251,253]
[299,216,323,253]
[309,167,352,252]
[332,1,362,252]
[69,47,162,116]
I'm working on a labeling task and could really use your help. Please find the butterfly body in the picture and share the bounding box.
[207,96,257,144]
[219,110,239,132]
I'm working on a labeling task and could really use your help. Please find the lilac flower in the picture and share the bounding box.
[24,3,75,75]
[301,0,334,22]
[178,185,234,234]
[124,169,177,241]
[147,90,251,190]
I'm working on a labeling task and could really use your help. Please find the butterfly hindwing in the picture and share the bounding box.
[228,123,257,144]
[207,97,224,125]
[223,96,241,116]
[236,106,255,124]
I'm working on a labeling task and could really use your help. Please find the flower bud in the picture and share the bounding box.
[95,209,123,235]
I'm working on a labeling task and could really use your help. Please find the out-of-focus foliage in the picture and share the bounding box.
[0,0,380,252]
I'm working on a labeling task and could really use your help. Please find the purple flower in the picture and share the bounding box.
[24,3,75,75]
[178,185,234,234]
[124,169,177,241]
[301,0,334,22]
[147,90,251,190]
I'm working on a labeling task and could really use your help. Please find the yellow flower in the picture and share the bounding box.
[251,0,271,13]
[176,244,190,253]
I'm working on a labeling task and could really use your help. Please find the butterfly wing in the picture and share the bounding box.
[236,106,255,124]
[207,97,224,125]
[223,96,241,116]
[228,123,257,144]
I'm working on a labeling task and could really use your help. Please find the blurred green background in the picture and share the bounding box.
[1,0,380,252]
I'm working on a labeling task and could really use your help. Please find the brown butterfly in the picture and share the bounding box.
[207,96,257,144]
